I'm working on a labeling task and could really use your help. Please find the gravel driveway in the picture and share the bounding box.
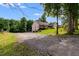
[14,33,79,56]
[14,32,46,43]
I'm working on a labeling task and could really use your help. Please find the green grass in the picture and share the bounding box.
[37,29,56,35]
[37,28,67,35]
[74,30,79,34]
[0,32,39,56]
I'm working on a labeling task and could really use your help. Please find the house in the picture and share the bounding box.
[32,20,62,32]
[32,20,49,32]
[48,23,62,29]
[48,23,54,28]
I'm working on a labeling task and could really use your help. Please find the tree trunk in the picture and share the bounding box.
[72,14,78,31]
[56,11,58,35]
[68,12,74,34]
[74,19,78,30]
[7,21,10,32]
[72,17,75,32]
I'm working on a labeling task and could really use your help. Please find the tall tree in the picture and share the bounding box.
[20,17,27,32]
[73,4,79,30]
[0,18,4,32]
[9,19,17,32]
[27,20,33,31]
[3,19,10,31]
[62,3,79,34]
[43,3,61,35]
[40,12,47,22]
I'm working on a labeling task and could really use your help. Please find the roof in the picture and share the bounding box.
[49,23,54,26]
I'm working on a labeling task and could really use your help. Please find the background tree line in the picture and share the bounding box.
[0,17,33,32]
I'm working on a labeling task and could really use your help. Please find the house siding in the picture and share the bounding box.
[32,22,39,32]
[32,21,49,32]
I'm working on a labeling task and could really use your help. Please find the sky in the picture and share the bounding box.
[0,3,61,25]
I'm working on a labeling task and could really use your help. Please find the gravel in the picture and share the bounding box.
[14,33,79,56]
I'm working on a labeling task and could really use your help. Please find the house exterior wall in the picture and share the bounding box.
[32,22,39,32]
[32,21,49,32]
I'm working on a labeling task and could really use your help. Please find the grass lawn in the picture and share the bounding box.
[37,28,67,35]
[74,30,79,34]
[0,32,39,56]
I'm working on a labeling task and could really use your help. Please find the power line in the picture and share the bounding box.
[24,4,42,11]
[4,3,21,19]
[7,3,16,13]
[7,3,29,18]
[13,4,29,18]
[3,3,43,19]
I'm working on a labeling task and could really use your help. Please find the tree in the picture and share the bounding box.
[15,20,20,32]
[9,19,17,32]
[43,3,61,35]
[62,3,79,34]
[0,18,4,32]
[0,17,33,32]
[73,4,79,30]
[20,17,27,32]
[3,19,10,31]
[27,20,33,32]
[40,12,47,22]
